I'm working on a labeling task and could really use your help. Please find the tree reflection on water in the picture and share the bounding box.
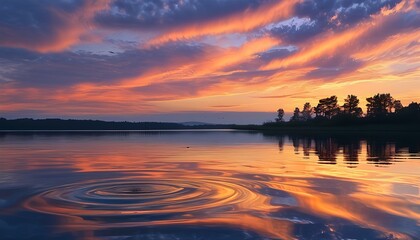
[271,133,420,167]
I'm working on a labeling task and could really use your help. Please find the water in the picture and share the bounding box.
[0,130,419,240]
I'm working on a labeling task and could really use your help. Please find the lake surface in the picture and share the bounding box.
[0,131,419,240]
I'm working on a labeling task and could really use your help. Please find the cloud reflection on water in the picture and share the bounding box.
[0,131,419,239]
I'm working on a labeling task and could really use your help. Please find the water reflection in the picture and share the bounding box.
[271,133,420,166]
[0,131,419,240]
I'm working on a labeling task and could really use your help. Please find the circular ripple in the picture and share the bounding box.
[25,178,266,218]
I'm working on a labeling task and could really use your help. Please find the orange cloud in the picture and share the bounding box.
[262,1,417,71]
[149,0,299,45]
[117,36,279,89]
[2,0,419,118]
[0,1,109,53]
[262,25,368,70]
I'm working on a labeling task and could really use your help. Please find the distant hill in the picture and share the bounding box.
[0,118,232,130]
[179,121,214,126]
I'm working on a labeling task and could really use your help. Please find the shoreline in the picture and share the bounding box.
[231,124,420,135]
[1,125,419,135]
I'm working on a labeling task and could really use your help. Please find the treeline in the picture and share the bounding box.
[0,118,231,130]
[268,93,420,126]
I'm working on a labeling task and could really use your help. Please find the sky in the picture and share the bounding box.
[0,0,419,124]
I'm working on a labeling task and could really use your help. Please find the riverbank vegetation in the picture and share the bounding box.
[260,93,420,131]
[1,93,418,132]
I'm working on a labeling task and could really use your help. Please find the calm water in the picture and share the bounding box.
[0,131,419,240]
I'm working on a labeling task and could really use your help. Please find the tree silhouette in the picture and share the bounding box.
[366,93,394,117]
[276,108,285,122]
[396,102,420,122]
[315,96,340,119]
[290,107,301,121]
[393,100,403,112]
[342,95,363,117]
[268,93,420,127]
[302,102,313,121]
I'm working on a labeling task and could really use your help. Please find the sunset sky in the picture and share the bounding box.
[0,0,419,123]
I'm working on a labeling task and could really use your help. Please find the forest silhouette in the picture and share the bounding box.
[270,93,420,127]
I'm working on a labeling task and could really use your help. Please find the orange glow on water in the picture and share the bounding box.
[2,132,418,239]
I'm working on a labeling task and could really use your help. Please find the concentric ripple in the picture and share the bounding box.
[24,178,269,219]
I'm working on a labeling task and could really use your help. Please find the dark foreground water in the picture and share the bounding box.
[0,131,419,240]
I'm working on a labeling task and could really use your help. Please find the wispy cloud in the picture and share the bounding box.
[0,0,419,120]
